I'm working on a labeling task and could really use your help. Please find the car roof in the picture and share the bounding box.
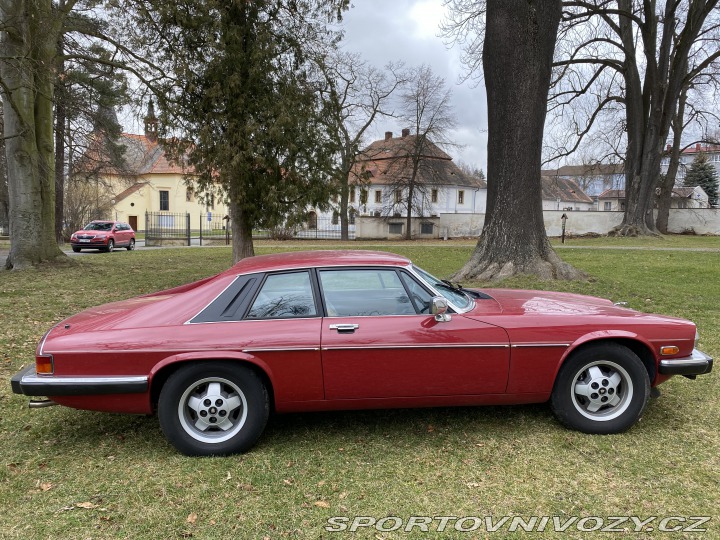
[224,250,411,276]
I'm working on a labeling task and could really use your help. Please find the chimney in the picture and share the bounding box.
[384,131,393,140]
[696,143,702,151]
[401,128,410,138]
[666,144,671,152]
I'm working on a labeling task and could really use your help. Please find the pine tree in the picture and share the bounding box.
[684,152,719,207]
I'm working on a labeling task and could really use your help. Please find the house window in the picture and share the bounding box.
[458,190,465,205]
[186,187,193,202]
[207,193,215,210]
[389,223,403,234]
[307,211,318,229]
[394,189,402,203]
[604,201,611,211]
[349,208,356,225]
[332,194,339,203]
[332,211,339,225]
[620,202,625,210]
[374,190,382,204]
[421,222,434,234]
[360,189,368,205]
[350,186,356,202]
[160,190,169,211]
[431,189,438,203]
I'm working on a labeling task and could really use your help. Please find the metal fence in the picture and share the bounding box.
[199,213,230,245]
[255,216,356,240]
[145,212,356,246]
[145,212,191,246]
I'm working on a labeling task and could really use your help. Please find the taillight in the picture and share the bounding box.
[36,354,54,375]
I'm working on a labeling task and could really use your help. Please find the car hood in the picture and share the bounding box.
[470,288,640,317]
[73,229,109,235]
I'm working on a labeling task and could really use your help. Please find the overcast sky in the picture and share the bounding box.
[339,0,488,170]
[122,0,489,170]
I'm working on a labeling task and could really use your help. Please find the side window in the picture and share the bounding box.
[319,269,416,317]
[247,272,317,319]
[399,272,433,314]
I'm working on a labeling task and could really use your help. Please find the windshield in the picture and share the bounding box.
[412,265,473,310]
[84,222,113,231]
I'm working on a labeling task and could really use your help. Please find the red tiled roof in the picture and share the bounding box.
[351,133,485,189]
[541,176,593,203]
[598,189,625,199]
[75,133,193,176]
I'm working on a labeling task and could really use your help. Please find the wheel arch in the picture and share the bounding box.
[148,354,276,413]
[559,335,657,384]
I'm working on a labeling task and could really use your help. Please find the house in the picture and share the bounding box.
[543,163,625,197]
[319,128,485,220]
[541,176,594,211]
[73,102,227,232]
[661,143,720,204]
[598,187,709,211]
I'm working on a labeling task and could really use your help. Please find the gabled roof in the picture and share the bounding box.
[75,132,192,176]
[598,189,625,199]
[543,163,625,177]
[541,176,593,203]
[113,181,149,204]
[351,132,485,189]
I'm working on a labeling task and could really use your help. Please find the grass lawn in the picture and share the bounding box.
[1,240,718,539]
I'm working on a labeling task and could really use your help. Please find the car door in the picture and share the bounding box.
[318,268,510,400]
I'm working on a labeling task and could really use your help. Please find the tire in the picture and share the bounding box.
[72,246,81,253]
[105,239,114,252]
[127,238,135,251]
[551,343,650,434]
[158,362,269,456]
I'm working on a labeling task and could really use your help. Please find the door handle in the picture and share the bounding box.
[329,323,359,333]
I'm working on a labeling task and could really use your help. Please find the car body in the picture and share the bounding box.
[12,250,712,455]
[69,220,136,252]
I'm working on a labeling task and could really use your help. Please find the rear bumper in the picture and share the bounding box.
[658,349,713,376]
[11,365,148,396]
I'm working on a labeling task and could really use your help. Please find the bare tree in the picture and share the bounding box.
[445,1,720,237]
[453,0,582,281]
[321,52,405,240]
[394,64,457,240]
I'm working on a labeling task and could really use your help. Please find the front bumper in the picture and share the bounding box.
[658,349,713,376]
[11,365,148,396]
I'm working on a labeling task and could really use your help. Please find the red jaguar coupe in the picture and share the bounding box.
[11,250,712,456]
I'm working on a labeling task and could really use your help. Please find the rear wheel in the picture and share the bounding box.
[105,239,114,252]
[158,362,269,456]
[127,238,135,251]
[551,343,650,434]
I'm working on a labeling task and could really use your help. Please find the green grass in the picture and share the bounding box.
[1,240,719,539]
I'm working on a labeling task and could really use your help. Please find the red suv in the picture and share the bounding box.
[70,221,136,252]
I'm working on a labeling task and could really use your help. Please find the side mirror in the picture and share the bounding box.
[431,296,451,322]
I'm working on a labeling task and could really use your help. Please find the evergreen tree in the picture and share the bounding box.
[684,152,719,207]
[131,0,349,261]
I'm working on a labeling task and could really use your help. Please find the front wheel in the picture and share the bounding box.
[105,239,114,252]
[551,343,650,434]
[158,362,269,456]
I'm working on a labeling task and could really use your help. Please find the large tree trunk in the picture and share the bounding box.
[54,34,67,243]
[1,0,65,270]
[229,198,255,263]
[454,0,582,281]
[656,86,687,234]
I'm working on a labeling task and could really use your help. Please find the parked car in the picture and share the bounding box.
[69,220,135,252]
[12,250,712,456]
